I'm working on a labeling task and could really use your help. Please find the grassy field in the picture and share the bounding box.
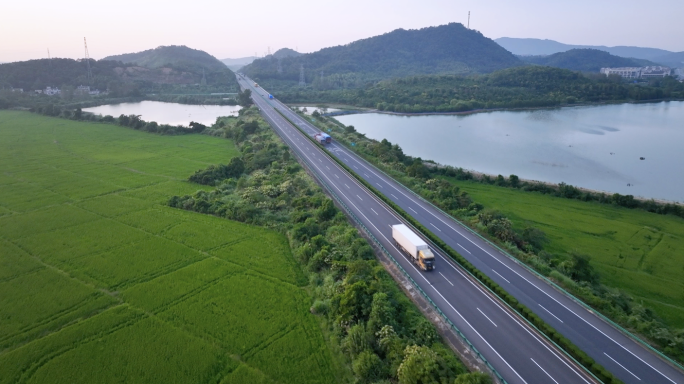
[445,179,684,328]
[0,111,337,383]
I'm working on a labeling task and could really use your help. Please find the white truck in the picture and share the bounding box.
[392,224,435,271]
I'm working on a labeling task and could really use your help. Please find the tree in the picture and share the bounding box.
[368,292,396,332]
[397,345,440,384]
[353,350,385,382]
[568,252,599,283]
[238,89,253,107]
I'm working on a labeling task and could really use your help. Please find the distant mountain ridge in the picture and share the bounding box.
[243,23,522,87]
[495,37,674,61]
[521,49,657,72]
[103,45,229,73]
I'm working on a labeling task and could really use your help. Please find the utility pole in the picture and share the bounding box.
[84,37,93,84]
[47,48,51,66]
[299,64,306,87]
[468,11,470,29]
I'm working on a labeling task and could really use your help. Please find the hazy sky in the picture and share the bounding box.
[2,0,682,63]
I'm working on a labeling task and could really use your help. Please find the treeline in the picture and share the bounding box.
[273,66,684,113]
[305,110,684,364]
[169,107,491,384]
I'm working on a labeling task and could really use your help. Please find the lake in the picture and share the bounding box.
[83,101,242,126]
[337,102,684,203]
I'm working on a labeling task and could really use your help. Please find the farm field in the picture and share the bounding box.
[0,111,336,383]
[446,178,684,328]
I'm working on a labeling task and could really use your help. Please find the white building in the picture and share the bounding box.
[600,66,672,79]
[640,66,672,78]
[600,67,642,79]
[44,87,60,96]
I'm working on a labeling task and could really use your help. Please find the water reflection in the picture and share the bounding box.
[337,101,684,202]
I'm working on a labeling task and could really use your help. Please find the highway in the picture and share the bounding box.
[240,76,684,384]
[239,76,599,384]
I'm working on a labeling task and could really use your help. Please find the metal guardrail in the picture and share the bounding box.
[327,135,684,375]
[252,96,508,383]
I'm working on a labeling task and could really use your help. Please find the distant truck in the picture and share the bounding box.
[268,94,274,99]
[392,224,435,271]
[254,83,259,87]
[314,133,332,145]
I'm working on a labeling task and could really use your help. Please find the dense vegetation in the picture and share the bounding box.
[169,107,491,384]
[243,23,521,87]
[275,66,684,113]
[0,110,345,383]
[0,58,129,93]
[520,49,654,72]
[299,110,684,365]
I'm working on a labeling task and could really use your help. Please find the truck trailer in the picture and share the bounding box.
[314,133,332,145]
[391,224,434,271]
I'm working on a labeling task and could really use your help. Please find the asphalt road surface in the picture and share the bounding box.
[238,76,608,384]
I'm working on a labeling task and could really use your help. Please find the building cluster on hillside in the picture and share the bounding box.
[600,66,672,79]
[16,85,103,96]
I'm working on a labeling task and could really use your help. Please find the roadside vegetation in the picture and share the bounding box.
[0,109,490,384]
[169,107,492,384]
[298,109,684,365]
[273,66,684,114]
[0,111,338,384]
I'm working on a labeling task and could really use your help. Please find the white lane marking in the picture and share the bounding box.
[326,166,330,170]
[371,208,379,215]
[364,173,369,177]
[457,243,471,254]
[439,272,454,286]
[376,183,383,188]
[478,308,498,327]
[277,133,531,384]
[260,93,589,384]
[492,269,510,283]
[354,166,358,169]
[531,358,560,384]
[318,159,322,163]
[335,174,339,179]
[430,223,442,232]
[409,207,418,213]
[604,353,641,381]
[345,184,349,189]
[435,252,592,384]
[539,304,564,324]
[391,193,398,199]
[356,195,363,201]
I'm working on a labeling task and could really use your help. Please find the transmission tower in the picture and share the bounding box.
[47,48,51,66]
[467,11,470,29]
[277,58,283,74]
[299,65,306,87]
[84,37,93,84]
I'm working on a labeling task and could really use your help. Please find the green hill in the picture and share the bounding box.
[242,23,522,88]
[103,45,228,73]
[521,49,654,72]
[0,58,122,91]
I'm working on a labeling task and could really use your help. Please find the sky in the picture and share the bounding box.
[2,0,682,63]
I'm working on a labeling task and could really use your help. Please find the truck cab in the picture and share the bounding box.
[418,249,435,271]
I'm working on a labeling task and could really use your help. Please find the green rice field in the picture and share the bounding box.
[448,179,684,328]
[0,111,336,383]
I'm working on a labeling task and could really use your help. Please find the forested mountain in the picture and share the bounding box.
[0,58,123,91]
[520,49,654,72]
[271,48,301,59]
[243,23,522,88]
[103,45,228,73]
[495,37,673,60]
[102,45,236,87]
[653,51,684,68]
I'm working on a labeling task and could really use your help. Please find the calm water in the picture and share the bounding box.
[337,102,684,202]
[84,101,242,126]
